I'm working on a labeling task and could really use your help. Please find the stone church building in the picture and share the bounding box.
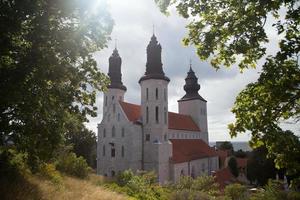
[97,34,219,183]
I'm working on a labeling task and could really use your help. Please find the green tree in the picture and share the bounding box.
[247,147,277,186]
[228,157,239,177]
[0,0,112,170]
[218,141,234,153]
[65,126,97,169]
[155,0,300,180]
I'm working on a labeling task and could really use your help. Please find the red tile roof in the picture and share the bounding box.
[214,167,235,189]
[168,112,200,131]
[119,101,200,131]
[119,101,141,122]
[170,139,217,163]
[236,158,248,168]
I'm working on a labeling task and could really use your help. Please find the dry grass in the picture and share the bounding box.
[2,173,129,200]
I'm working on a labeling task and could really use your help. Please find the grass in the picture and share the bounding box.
[1,173,129,200]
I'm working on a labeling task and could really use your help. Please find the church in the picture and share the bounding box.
[96,34,219,184]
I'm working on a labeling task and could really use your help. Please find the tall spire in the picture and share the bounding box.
[139,34,170,83]
[178,63,206,102]
[108,48,127,91]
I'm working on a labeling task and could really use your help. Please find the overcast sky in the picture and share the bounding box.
[86,0,297,142]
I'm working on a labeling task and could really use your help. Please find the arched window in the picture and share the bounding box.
[164,88,167,101]
[164,134,167,141]
[180,169,185,176]
[111,170,115,177]
[105,96,108,106]
[121,146,124,157]
[112,96,114,100]
[146,88,149,100]
[111,148,115,157]
[155,88,158,100]
[113,103,116,113]
[102,145,105,156]
[146,106,149,123]
[121,127,125,137]
[112,126,115,137]
[103,128,106,138]
[164,107,167,124]
[117,113,120,121]
[155,106,159,123]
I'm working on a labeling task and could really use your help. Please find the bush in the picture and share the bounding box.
[249,180,287,200]
[224,183,248,200]
[172,175,220,198]
[56,152,89,178]
[287,190,300,200]
[0,148,28,181]
[39,163,62,184]
[228,157,239,177]
[108,170,169,200]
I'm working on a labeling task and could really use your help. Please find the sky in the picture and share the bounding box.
[86,0,297,142]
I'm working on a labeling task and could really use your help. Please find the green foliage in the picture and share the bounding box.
[56,152,89,179]
[65,122,97,168]
[228,157,239,177]
[234,150,248,158]
[0,148,28,181]
[171,175,220,199]
[250,180,287,200]
[218,141,234,153]
[246,147,277,186]
[107,170,169,200]
[155,0,300,181]
[117,169,134,186]
[224,183,248,200]
[229,58,300,177]
[39,163,62,184]
[0,0,112,170]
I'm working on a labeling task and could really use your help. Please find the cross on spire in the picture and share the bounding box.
[152,24,155,35]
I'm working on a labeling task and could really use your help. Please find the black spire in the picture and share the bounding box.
[178,65,206,102]
[108,48,127,91]
[139,34,170,83]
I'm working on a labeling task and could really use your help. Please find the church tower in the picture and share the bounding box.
[178,65,208,143]
[139,34,171,184]
[103,48,127,114]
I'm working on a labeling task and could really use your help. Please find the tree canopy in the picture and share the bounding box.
[156,0,300,180]
[0,0,112,169]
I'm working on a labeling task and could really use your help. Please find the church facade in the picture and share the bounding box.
[97,34,219,183]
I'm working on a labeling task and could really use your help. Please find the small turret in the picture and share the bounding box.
[139,34,170,83]
[108,48,127,91]
[103,48,126,114]
[179,66,206,102]
[178,64,208,143]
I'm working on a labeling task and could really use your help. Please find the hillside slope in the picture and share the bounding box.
[2,174,128,200]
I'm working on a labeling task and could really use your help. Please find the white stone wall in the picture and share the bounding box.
[178,99,208,143]
[97,89,142,177]
[168,129,207,141]
[171,156,219,182]
[140,79,171,184]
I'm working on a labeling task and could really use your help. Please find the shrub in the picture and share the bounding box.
[287,190,300,200]
[117,169,134,186]
[56,152,89,178]
[109,170,169,200]
[249,180,287,200]
[0,148,28,181]
[224,183,248,200]
[39,163,62,184]
[172,175,220,198]
[228,157,239,177]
